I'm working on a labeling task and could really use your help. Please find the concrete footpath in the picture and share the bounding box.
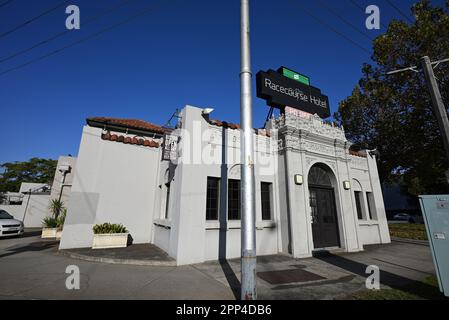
[0,231,436,300]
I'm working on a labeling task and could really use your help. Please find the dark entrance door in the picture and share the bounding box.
[309,187,340,248]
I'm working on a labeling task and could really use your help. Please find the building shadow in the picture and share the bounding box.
[314,250,444,299]
[21,229,43,238]
[0,240,58,259]
[218,126,241,300]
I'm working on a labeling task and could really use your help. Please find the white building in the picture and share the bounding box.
[0,157,77,228]
[0,183,51,228]
[59,105,390,265]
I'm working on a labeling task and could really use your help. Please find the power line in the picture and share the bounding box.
[0,0,70,39]
[0,0,173,77]
[288,0,371,55]
[348,0,388,29]
[0,0,138,64]
[384,0,414,24]
[315,0,373,41]
[0,0,15,9]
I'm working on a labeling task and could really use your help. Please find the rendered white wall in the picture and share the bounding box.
[59,125,161,249]
[0,194,51,228]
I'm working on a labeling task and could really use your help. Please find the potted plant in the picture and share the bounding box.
[92,223,129,249]
[42,199,66,239]
[41,217,59,238]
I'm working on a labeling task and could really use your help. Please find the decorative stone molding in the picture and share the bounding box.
[335,148,346,158]
[229,164,241,179]
[306,156,317,167]
[270,110,346,141]
[324,160,337,172]
[303,141,334,156]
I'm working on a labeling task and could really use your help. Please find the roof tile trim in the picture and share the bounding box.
[88,117,168,134]
[101,133,160,148]
[349,150,367,158]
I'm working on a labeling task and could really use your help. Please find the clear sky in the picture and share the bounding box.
[0,0,444,164]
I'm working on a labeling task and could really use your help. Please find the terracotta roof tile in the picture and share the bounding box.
[88,117,168,135]
[349,150,367,158]
[101,133,160,149]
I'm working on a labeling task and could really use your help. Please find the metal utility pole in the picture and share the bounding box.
[421,56,449,163]
[240,0,257,300]
[387,56,449,177]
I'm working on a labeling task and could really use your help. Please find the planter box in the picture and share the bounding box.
[92,233,129,249]
[56,230,63,240]
[42,228,58,239]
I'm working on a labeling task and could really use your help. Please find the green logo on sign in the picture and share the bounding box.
[281,67,310,86]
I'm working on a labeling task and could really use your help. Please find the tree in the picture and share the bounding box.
[0,158,57,193]
[336,0,449,196]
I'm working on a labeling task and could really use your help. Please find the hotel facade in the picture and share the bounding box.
[59,105,390,265]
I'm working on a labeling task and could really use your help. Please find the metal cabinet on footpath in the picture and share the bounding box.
[419,195,449,297]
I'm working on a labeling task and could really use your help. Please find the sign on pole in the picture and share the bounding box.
[162,133,178,162]
[256,68,330,118]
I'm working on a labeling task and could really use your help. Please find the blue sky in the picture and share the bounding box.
[0,0,444,164]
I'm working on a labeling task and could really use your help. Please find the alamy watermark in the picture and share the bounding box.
[365,265,380,290]
[65,5,80,30]
[365,5,380,30]
[65,265,80,290]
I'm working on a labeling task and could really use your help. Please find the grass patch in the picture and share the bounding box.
[388,223,428,240]
[346,276,445,300]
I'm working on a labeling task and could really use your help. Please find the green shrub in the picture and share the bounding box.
[93,223,128,234]
[56,208,67,230]
[42,217,58,228]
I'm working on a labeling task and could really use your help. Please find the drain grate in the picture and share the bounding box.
[257,269,325,285]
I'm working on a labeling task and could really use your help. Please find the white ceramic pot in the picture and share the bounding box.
[92,233,129,249]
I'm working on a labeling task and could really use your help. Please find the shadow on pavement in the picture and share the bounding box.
[0,241,58,259]
[21,230,42,238]
[219,259,240,300]
[314,251,442,299]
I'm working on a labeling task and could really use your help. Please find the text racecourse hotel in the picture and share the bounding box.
[59,105,390,265]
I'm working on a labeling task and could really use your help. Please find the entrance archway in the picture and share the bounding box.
[308,163,340,249]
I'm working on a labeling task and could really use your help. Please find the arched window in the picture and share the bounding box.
[308,165,332,187]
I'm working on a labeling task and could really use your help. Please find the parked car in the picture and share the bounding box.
[0,210,24,238]
[393,213,412,221]
[393,213,423,223]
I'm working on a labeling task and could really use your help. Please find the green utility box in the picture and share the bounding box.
[419,195,449,297]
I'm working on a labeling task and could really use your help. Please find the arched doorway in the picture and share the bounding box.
[308,164,340,248]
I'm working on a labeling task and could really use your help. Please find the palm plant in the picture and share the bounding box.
[49,199,64,219]
[56,208,67,230]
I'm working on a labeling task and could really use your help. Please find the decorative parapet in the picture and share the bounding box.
[269,108,348,158]
[269,107,347,141]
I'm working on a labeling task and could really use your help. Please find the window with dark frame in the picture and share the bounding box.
[206,177,220,220]
[366,192,375,220]
[261,182,272,220]
[354,191,363,220]
[164,183,170,219]
[228,179,240,220]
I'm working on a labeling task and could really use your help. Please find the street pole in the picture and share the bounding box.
[387,56,449,180]
[240,0,257,300]
[421,56,449,166]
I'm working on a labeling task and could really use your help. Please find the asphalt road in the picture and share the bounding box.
[0,230,436,300]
